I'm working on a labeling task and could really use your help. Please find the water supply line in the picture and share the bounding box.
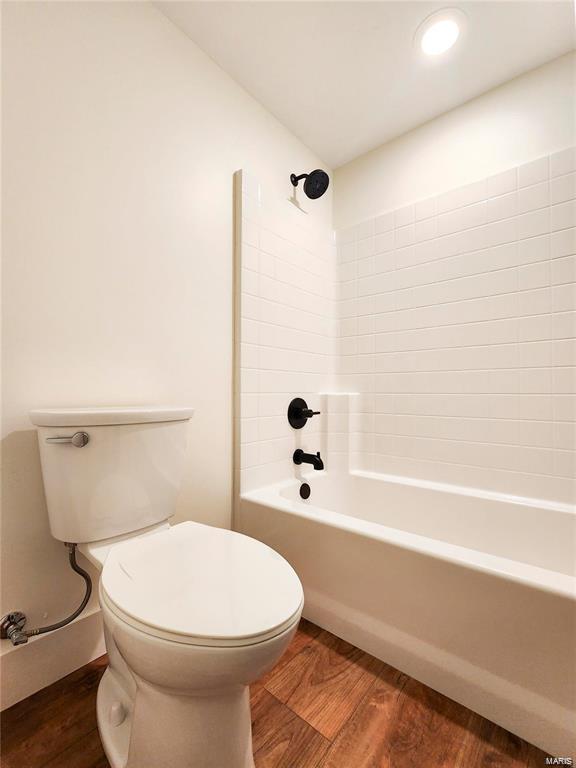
[1,543,92,646]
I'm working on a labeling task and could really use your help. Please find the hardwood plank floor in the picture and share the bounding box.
[251,686,331,767]
[0,620,550,768]
[264,629,385,740]
[319,663,407,767]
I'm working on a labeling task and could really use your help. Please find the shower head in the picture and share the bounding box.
[290,169,330,199]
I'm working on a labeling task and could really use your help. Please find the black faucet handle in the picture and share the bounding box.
[288,398,321,429]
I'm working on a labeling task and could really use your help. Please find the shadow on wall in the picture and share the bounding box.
[1,430,101,630]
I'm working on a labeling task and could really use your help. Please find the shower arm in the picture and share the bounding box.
[290,173,308,186]
[1,543,92,646]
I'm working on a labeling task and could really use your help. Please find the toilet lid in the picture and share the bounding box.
[101,522,303,646]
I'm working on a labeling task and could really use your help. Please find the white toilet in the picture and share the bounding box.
[29,406,303,768]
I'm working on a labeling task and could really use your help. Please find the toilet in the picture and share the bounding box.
[29,407,303,768]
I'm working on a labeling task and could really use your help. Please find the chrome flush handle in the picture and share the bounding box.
[46,431,90,447]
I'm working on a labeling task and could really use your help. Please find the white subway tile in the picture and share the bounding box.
[551,201,576,232]
[241,293,259,320]
[552,367,576,394]
[487,168,517,198]
[258,394,286,417]
[518,262,549,291]
[438,201,487,235]
[550,147,576,178]
[241,217,259,248]
[415,197,436,221]
[518,209,551,241]
[241,442,260,468]
[357,218,375,240]
[518,156,549,188]
[241,318,259,345]
[241,367,259,394]
[483,218,517,247]
[518,234,550,264]
[551,255,576,285]
[375,211,394,233]
[338,242,357,263]
[437,179,487,213]
[487,192,517,222]
[552,283,576,313]
[551,228,576,259]
[415,216,437,242]
[242,268,259,296]
[375,230,395,254]
[394,204,415,228]
[518,340,551,368]
[395,224,415,248]
[517,182,550,214]
[517,287,551,317]
[357,256,375,277]
[551,311,576,340]
[553,421,575,451]
[357,236,375,259]
[338,261,357,281]
[554,394,575,421]
[240,343,259,369]
[240,418,259,444]
[241,394,259,418]
[552,339,576,367]
[550,172,576,205]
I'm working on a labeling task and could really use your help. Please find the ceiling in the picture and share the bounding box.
[159,2,576,168]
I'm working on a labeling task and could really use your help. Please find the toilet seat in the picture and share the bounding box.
[101,521,303,647]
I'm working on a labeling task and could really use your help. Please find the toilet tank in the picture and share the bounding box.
[29,407,194,543]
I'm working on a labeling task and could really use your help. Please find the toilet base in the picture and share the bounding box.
[97,667,133,768]
[97,665,256,768]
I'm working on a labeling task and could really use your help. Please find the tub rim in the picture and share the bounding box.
[241,472,576,601]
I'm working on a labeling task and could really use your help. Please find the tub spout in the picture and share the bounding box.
[293,449,324,471]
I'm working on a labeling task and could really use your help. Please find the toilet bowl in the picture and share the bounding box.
[90,522,303,768]
[29,407,304,768]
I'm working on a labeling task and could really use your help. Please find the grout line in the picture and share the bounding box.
[339,339,576,353]
[353,448,574,480]
[339,282,573,314]
[338,308,574,331]
[338,253,575,291]
[339,206,574,248]
[338,226,575,275]
[245,365,575,374]
[352,412,574,423]
[356,431,575,453]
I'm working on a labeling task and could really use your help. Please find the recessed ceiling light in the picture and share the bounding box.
[416,9,467,58]
[421,18,460,55]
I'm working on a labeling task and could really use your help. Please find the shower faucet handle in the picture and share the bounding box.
[287,398,321,429]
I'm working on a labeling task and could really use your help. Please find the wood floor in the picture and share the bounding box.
[1,619,550,768]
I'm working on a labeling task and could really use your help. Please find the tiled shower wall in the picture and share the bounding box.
[235,171,336,492]
[335,147,576,504]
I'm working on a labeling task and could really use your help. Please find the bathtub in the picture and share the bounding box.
[237,470,576,755]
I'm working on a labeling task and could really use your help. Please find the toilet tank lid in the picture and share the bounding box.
[29,406,194,427]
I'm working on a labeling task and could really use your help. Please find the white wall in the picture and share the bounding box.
[1,1,331,708]
[335,53,575,229]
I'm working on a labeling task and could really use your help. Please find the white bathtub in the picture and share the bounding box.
[238,470,576,755]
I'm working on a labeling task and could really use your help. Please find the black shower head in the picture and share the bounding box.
[290,169,330,199]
